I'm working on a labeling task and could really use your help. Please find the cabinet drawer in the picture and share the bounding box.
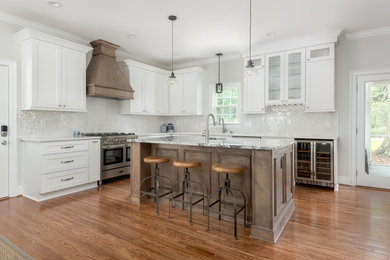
[41,167,88,194]
[42,151,88,174]
[41,140,89,155]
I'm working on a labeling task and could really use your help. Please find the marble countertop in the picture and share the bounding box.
[131,134,294,151]
[19,136,101,143]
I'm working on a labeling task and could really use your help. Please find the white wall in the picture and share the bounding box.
[336,34,390,184]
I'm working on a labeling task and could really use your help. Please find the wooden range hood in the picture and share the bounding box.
[86,39,134,100]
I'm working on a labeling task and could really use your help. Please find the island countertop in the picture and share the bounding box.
[130,134,294,151]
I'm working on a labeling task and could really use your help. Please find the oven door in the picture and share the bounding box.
[102,145,127,171]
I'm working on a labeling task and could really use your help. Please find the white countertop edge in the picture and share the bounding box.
[19,136,101,143]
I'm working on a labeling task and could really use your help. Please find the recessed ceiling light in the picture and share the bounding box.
[126,34,137,39]
[47,1,62,7]
[266,32,277,37]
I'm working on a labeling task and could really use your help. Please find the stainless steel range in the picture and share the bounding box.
[81,132,137,185]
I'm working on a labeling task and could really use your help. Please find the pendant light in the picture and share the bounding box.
[216,53,223,93]
[245,0,256,76]
[168,15,177,85]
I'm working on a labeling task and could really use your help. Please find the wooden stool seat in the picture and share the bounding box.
[144,156,170,164]
[173,160,201,168]
[211,164,243,175]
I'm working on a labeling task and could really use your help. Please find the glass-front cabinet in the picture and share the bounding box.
[265,52,284,105]
[285,49,305,104]
[265,49,305,105]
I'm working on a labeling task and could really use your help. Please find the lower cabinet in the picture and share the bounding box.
[22,138,101,201]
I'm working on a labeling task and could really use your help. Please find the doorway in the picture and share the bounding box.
[356,73,390,189]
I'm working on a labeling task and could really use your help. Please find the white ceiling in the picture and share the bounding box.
[1,0,390,68]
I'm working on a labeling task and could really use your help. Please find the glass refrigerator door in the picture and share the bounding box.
[296,141,313,179]
[314,142,333,182]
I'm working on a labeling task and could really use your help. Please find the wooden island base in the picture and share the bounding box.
[130,142,295,243]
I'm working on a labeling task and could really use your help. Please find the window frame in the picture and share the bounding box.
[209,82,242,125]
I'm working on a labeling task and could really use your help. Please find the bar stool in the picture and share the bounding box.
[140,156,172,216]
[169,160,205,226]
[206,164,247,240]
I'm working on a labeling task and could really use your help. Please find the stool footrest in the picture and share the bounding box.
[171,196,204,206]
[208,199,245,216]
[140,190,171,198]
[173,191,204,199]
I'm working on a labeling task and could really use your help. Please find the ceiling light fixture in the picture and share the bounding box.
[266,32,277,37]
[245,0,256,76]
[168,15,177,86]
[47,1,62,8]
[216,53,223,93]
[126,34,137,39]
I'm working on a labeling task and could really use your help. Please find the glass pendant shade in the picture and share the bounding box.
[169,71,177,85]
[245,59,256,76]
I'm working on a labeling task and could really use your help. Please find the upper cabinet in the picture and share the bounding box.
[120,60,202,116]
[18,29,92,112]
[265,49,305,105]
[243,55,265,114]
[305,44,335,112]
[169,68,203,115]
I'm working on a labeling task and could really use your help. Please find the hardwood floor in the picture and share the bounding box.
[0,178,389,260]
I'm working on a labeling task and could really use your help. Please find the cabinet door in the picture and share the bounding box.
[169,74,183,114]
[182,72,198,114]
[265,52,284,105]
[129,66,144,113]
[155,73,169,114]
[142,70,156,113]
[285,49,305,104]
[33,40,61,109]
[306,43,334,63]
[243,70,265,113]
[306,59,335,112]
[88,139,101,182]
[62,48,86,110]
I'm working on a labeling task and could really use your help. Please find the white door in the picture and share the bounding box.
[182,72,198,114]
[33,40,61,109]
[155,73,169,114]
[305,59,335,111]
[62,48,86,110]
[0,65,9,198]
[265,52,284,105]
[357,74,390,189]
[142,70,156,113]
[285,48,305,104]
[129,66,144,113]
[169,74,183,114]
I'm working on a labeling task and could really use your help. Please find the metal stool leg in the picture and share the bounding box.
[155,164,160,216]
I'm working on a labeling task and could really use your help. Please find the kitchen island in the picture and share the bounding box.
[129,134,295,243]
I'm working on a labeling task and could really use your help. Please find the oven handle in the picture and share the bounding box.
[102,145,126,149]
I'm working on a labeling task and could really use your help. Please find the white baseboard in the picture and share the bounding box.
[338,176,352,185]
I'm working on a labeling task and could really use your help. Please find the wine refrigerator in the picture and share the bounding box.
[295,139,334,188]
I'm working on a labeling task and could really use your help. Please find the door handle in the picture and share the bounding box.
[1,140,7,145]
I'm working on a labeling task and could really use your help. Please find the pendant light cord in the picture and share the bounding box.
[249,0,252,60]
[171,19,174,73]
[218,55,220,83]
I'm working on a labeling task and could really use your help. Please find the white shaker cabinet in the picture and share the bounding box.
[88,139,101,182]
[284,49,305,104]
[265,52,284,105]
[155,73,170,114]
[169,67,203,115]
[305,44,335,112]
[243,56,265,114]
[19,29,91,112]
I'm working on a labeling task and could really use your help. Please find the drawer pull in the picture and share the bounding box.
[92,141,99,143]
[60,177,74,182]
[61,145,74,149]
[61,160,74,164]
[119,170,124,173]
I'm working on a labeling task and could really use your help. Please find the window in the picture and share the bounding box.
[211,82,241,124]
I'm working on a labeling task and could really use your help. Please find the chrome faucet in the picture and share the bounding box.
[219,118,227,134]
[205,114,216,144]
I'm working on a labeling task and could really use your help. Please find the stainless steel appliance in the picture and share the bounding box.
[295,139,334,188]
[81,132,137,185]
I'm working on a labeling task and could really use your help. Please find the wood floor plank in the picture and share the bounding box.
[0,178,389,259]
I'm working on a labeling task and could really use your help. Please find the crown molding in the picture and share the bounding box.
[242,28,344,57]
[0,11,91,45]
[345,25,390,40]
[174,53,242,69]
